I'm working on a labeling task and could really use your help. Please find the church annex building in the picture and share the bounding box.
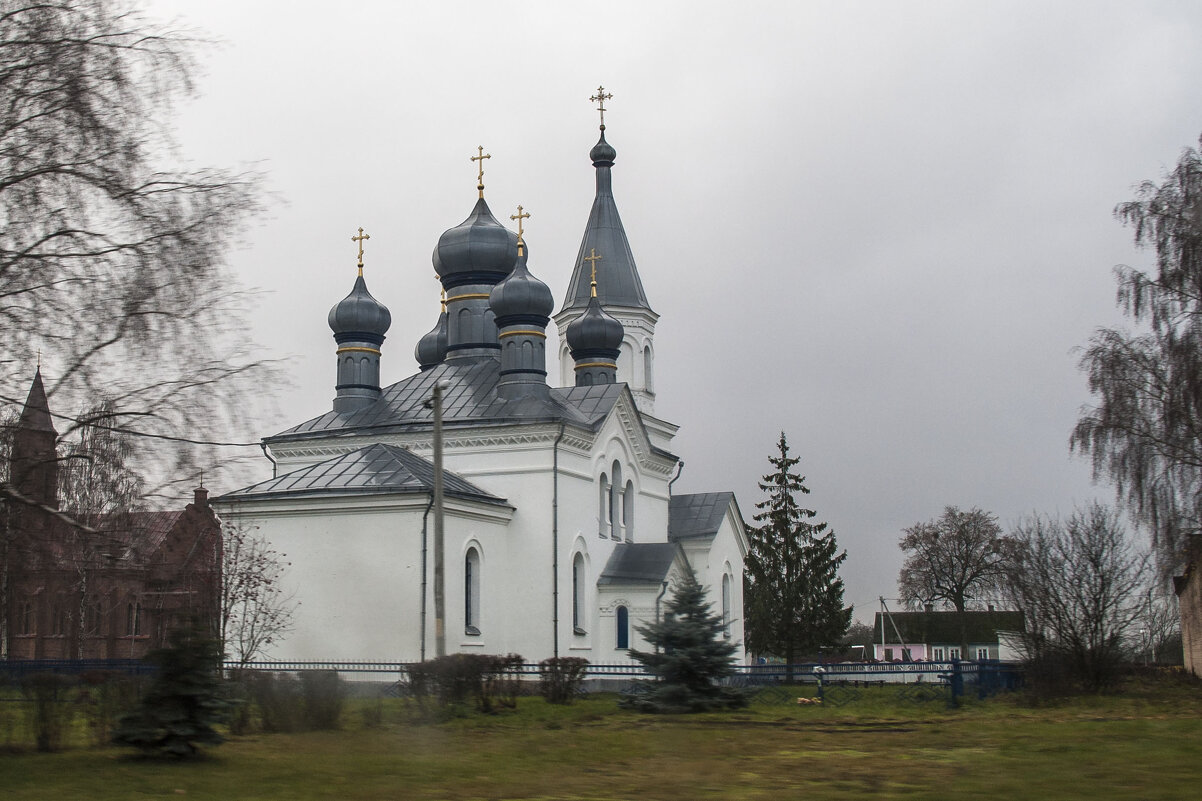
[214,106,749,664]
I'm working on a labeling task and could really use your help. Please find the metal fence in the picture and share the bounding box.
[0,657,1024,707]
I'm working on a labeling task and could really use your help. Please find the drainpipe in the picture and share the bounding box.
[654,580,669,653]
[668,460,684,500]
[419,493,434,663]
[260,443,278,479]
[552,423,565,659]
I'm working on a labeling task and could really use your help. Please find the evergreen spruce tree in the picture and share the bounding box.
[113,623,228,758]
[624,568,747,712]
[744,432,852,680]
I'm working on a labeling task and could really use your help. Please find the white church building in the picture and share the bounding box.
[214,113,749,664]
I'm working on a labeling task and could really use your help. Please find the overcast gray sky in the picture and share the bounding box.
[150,0,1202,620]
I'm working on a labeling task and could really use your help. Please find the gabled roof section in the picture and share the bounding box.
[874,610,1026,645]
[217,443,507,506]
[598,542,680,585]
[270,360,622,442]
[669,492,736,543]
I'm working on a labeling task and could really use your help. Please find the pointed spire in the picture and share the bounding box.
[561,100,652,313]
[12,367,59,509]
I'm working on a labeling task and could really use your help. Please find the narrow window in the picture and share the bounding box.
[127,602,142,636]
[20,601,33,635]
[598,472,609,537]
[610,462,622,539]
[51,602,65,636]
[616,605,629,649]
[623,481,634,541]
[643,345,653,392]
[721,574,732,639]
[884,647,894,662]
[465,547,481,635]
[572,554,586,635]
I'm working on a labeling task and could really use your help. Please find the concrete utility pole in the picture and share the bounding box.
[430,380,446,658]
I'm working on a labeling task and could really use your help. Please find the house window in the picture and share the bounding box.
[977,648,989,661]
[949,647,961,660]
[610,462,623,540]
[932,647,945,661]
[126,602,142,636]
[51,602,66,636]
[902,648,912,662]
[572,553,586,635]
[19,601,34,635]
[721,574,732,639]
[616,605,629,649]
[598,472,609,537]
[884,647,894,661]
[623,481,634,541]
[85,597,103,636]
[465,547,481,635]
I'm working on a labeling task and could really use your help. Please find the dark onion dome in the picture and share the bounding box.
[415,309,448,369]
[566,293,623,355]
[432,197,520,289]
[328,275,392,341]
[589,129,616,164]
[489,243,554,325]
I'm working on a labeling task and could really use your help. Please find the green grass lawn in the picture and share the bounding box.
[1,680,1200,800]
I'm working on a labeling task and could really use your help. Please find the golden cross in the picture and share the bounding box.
[584,247,602,297]
[351,227,370,273]
[590,86,613,128]
[471,146,491,197]
[510,205,530,243]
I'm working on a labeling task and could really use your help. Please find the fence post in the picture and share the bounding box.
[812,665,825,703]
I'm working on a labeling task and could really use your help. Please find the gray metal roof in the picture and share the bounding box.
[598,542,679,585]
[217,443,507,505]
[873,610,1026,645]
[270,360,628,443]
[668,492,735,542]
[561,131,652,313]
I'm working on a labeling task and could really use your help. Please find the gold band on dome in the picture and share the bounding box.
[574,361,616,370]
[337,346,381,355]
[446,293,492,302]
[499,329,547,339]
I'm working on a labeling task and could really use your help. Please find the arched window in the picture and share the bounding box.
[721,574,732,639]
[598,472,609,537]
[643,345,653,392]
[85,597,102,636]
[623,480,634,542]
[572,553,586,635]
[126,602,141,636]
[616,605,629,649]
[465,547,481,635]
[19,601,33,635]
[51,601,65,636]
[610,461,623,539]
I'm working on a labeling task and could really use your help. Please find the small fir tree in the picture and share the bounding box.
[744,432,852,679]
[113,623,228,758]
[624,568,747,712]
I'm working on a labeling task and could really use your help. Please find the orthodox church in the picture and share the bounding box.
[214,103,748,663]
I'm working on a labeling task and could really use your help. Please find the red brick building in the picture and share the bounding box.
[2,369,220,661]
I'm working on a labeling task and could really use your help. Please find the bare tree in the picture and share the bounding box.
[220,519,295,665]
[1005,503,1150,690]
[1073,133,1202,576]
[0,0,272,501]
[898,506,1016,613]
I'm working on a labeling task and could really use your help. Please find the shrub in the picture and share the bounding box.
[21,673,77,752]
[78,671,140,746]
[408,653,523,712]
[299,670,345,730]
[539,657,589,704]
[247,672,303,733]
